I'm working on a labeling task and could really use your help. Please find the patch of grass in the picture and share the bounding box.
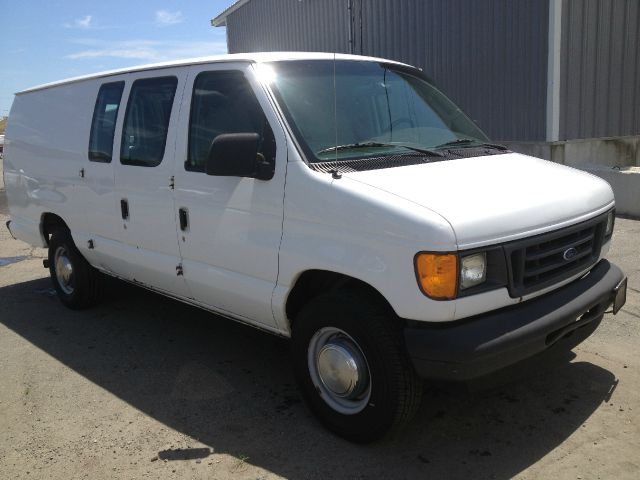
[231,454,249,473]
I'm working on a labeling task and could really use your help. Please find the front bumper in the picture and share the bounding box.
[405,259,625,381]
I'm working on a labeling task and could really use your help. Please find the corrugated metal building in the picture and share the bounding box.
[212,0,640,167]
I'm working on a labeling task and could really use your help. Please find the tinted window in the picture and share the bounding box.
[121,77,178,167]
[88,81,124,162]
[187,71,275,172]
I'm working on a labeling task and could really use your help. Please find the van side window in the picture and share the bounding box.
[88,81,124,162]
[187,71,275,172]
[120,76,178,167]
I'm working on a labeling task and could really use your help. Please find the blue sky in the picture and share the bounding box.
[0,1,233,116]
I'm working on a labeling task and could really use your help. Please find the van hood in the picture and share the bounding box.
[342,153,614,249]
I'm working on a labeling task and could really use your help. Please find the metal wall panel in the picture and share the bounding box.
[224,0,549,141]
[226,0,350,54]
[354,0,549,141]
[560,0,640,140]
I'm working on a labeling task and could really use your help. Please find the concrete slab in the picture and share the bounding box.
[578,164,640,218]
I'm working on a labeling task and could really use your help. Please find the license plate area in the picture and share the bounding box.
[613,277,627,314]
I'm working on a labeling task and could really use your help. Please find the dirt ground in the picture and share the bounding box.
[1,161,639,479]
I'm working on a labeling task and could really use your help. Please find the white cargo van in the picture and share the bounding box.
[3,53,627,442]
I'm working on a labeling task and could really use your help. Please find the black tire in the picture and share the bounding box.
[48,228,101,309]
[291,288,422,443]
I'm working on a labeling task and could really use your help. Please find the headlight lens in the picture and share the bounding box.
[460,253,487,289]
[415,253,458,300]
[605,211,614,237]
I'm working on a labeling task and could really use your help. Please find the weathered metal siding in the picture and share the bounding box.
[225,0,549,141]
[226,0,350,54]
[560,0,640,140]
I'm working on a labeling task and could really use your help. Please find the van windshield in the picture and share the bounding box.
[263,60,490,164]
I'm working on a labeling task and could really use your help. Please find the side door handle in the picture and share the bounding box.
[120,199,129,220]
[179,208,189,231]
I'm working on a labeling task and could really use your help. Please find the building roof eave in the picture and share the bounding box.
[212,0,253,27]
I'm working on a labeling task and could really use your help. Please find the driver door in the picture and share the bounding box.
[172,62,287,329]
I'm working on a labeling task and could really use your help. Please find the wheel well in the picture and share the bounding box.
[285,270,399,327]
[41,213,68,246]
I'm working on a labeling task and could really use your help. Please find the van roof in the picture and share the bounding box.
[17,52,413,95]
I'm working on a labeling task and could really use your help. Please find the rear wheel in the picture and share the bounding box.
[291,289,422,442]
[48,228,101,309]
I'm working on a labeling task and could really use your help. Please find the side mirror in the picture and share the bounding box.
[205,133,273,180]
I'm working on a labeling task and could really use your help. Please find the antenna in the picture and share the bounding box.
[331,52,341,179]
[384,67,392,141]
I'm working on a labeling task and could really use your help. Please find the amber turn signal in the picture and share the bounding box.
[415,253,458,300]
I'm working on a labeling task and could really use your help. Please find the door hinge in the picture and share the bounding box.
[176,263,183,276]
[79,168,85,178]
[169,175,175,189]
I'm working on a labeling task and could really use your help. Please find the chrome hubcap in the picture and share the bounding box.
[54,247,74,295]
[308,327,371,415]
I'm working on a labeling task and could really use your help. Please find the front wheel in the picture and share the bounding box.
[291,289,422,442]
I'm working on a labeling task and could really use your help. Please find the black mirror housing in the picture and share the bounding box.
[206,133,272,180]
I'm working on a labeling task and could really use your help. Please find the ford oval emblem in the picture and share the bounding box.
[563,247,578,261]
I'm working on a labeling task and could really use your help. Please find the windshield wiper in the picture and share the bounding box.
[434,138,509,151]
[317,141,443,157]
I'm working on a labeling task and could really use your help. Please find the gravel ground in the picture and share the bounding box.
[0,159,639,479]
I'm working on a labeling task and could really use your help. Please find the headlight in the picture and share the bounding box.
[605,211,614,238]
[460,253,487,289]
[415,251,489,299]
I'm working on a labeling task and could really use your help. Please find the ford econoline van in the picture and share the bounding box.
[3,53,627,442]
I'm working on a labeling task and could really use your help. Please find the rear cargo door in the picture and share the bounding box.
[111,68,190,297]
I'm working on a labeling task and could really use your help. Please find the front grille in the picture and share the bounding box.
[505,214,608,297]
